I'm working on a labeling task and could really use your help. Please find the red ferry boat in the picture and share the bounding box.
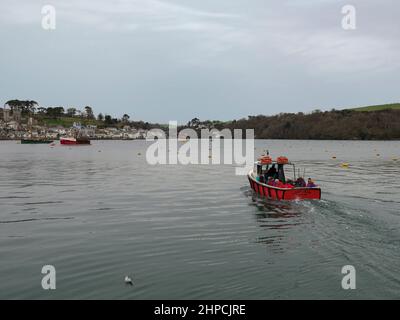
[60,125,91,145]
[60,137,90,145]
[248,155,321,201]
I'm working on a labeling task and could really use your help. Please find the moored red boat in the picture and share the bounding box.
[60,137,91,145]
[248,155,321,201]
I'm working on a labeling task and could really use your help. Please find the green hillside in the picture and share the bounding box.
[349,103,400,112]
[38,117,103,127]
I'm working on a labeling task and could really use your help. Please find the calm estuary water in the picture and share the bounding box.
[0,140,399,299]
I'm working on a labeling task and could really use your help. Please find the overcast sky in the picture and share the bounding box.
[1,0,399,123]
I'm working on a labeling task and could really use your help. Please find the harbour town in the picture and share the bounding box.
[2,99,400,141]
[0,100,152,141]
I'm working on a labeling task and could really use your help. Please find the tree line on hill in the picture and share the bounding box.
[185,109,400,140]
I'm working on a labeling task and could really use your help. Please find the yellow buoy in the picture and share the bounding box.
[340,163,349,168]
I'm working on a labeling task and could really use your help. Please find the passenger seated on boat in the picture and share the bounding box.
[285,180,295,189]
[267,177,276,186]
[295,177,306,187]
[265,164,277,179]
[256,175,264,182]
[306,178,317,188]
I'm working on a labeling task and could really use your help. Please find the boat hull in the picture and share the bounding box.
[60,137,91,145]
[248,171,321,201]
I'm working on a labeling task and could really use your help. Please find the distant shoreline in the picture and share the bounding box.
[0,138,145,141]
[2,101,400,141]
[1,138,400,142]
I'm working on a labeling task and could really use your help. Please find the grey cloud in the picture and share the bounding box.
[0,0,399,122]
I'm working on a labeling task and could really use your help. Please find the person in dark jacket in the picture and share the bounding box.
[265,164,277,179]
[295,177,306,187]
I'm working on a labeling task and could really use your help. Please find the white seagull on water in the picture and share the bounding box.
[124,276,133,285]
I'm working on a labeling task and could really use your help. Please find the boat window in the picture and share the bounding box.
[256,164,262,176]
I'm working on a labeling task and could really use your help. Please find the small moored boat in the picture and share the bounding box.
[248,155,321,200]
[21,138,53,144]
